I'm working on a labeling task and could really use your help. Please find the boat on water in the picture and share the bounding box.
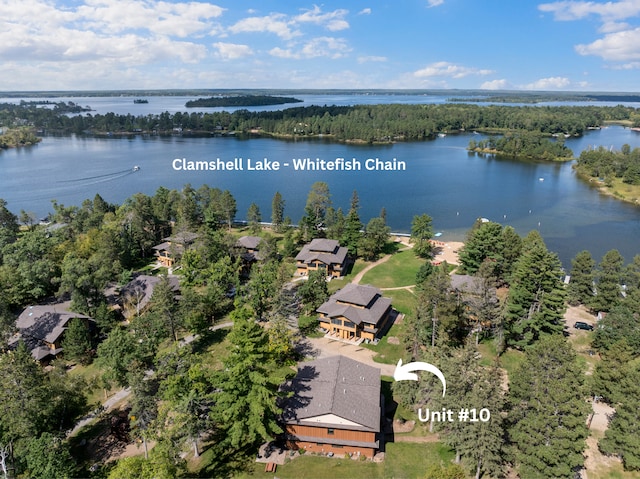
[133,165,140,171]
[133,99,148,104]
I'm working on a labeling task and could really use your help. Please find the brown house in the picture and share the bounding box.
[295,239,349,278]
[152,232,198,268]
[317,284,396,342]
[8,305,94,363]
[118,274,180,319]
[282,356,382,459]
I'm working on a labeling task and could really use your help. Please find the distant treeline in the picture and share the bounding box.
[450,93,640,104]
[185,95,303,107]
[1,101,640,142]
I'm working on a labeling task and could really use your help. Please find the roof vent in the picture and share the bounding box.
[343,389,346,394]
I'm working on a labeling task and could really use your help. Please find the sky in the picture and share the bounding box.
[2,0,640,92]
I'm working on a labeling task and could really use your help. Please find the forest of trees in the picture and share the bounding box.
[467,130,574,161]
[184,95,302,107]
[2,101,639,144]
[0,178,639,477]
[575,143,640,185]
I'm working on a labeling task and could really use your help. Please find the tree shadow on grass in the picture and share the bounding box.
[190,327,230,355]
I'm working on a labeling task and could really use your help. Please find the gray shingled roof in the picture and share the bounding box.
[317,284,391,327]
[295,238,348,266]
[237,235,262,250]
[283,356,381,432]
[16,306,91,344]
[120,274,180,318]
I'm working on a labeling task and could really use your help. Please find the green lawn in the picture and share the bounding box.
[236,442,455,479]
[477,340,525,378]
[328,260,372,293]
[360,250,424,289]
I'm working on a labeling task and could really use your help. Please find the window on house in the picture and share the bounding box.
[327,428,334,435]
[344,320,355,328]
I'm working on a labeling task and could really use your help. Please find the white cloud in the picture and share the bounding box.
[0,0,220,66]
[522,76,571,89]
[427,0,445,7]
[357,55,387,63]
[359,8,372,15]
[576,26,640,60]
[213,42,253,60]
[414,61,493,79]
[538,0,640,22]
[294,5,349,31]
[229,13,298,39]
[269,37,351,60]
[481,79,510,90]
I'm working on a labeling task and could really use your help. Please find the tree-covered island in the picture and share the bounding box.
[184,95,303,107]
[467,131,574,162]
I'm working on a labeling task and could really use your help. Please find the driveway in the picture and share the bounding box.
[305,336,396,377]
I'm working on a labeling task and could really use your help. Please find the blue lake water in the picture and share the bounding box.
[1,96,639,267]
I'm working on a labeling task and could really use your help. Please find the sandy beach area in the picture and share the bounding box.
[431,240,464,265]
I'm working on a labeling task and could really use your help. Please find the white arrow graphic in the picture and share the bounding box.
[393,359,447,397]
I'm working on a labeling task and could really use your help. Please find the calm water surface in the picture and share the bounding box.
[1,97,639,267]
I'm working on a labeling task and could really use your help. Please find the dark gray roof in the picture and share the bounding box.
[317,284,392,327]
[295,238,348,266]
[12,305,94,361]
[16,305,91,344]
[282,356,381,432]
[164,231,199,244]
[119,274,179,318]
[237,235,262,250]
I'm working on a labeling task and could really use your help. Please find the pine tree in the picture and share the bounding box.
[213,306,285,450]
[508,335,589,478]
[246,202,261,234]
[458,221,504,276]
[567,250,595,306]
[410,213,434,258]
[599,364,640,471]
[436,347,505,479]
[592,249,625,312]
[342,190,363,256]
[61,318,92,364]
[504,241,566,348]
[591,339,634,404]
[271,191,285,232]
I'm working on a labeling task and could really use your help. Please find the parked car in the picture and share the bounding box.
[574,321,594,331]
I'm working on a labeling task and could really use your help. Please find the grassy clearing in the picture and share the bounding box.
[235,442,454,479]
[360,250,424,289]
[67,361,117,408]
[364,323,405,365]
[477,340,525,377]
[328,260,372,293]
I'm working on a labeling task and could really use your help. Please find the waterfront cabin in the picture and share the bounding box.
[317,284,396,342]
[295,239,349,278]
[282,356,382,459]
[8,305,94,363]
[152,232,198,268]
